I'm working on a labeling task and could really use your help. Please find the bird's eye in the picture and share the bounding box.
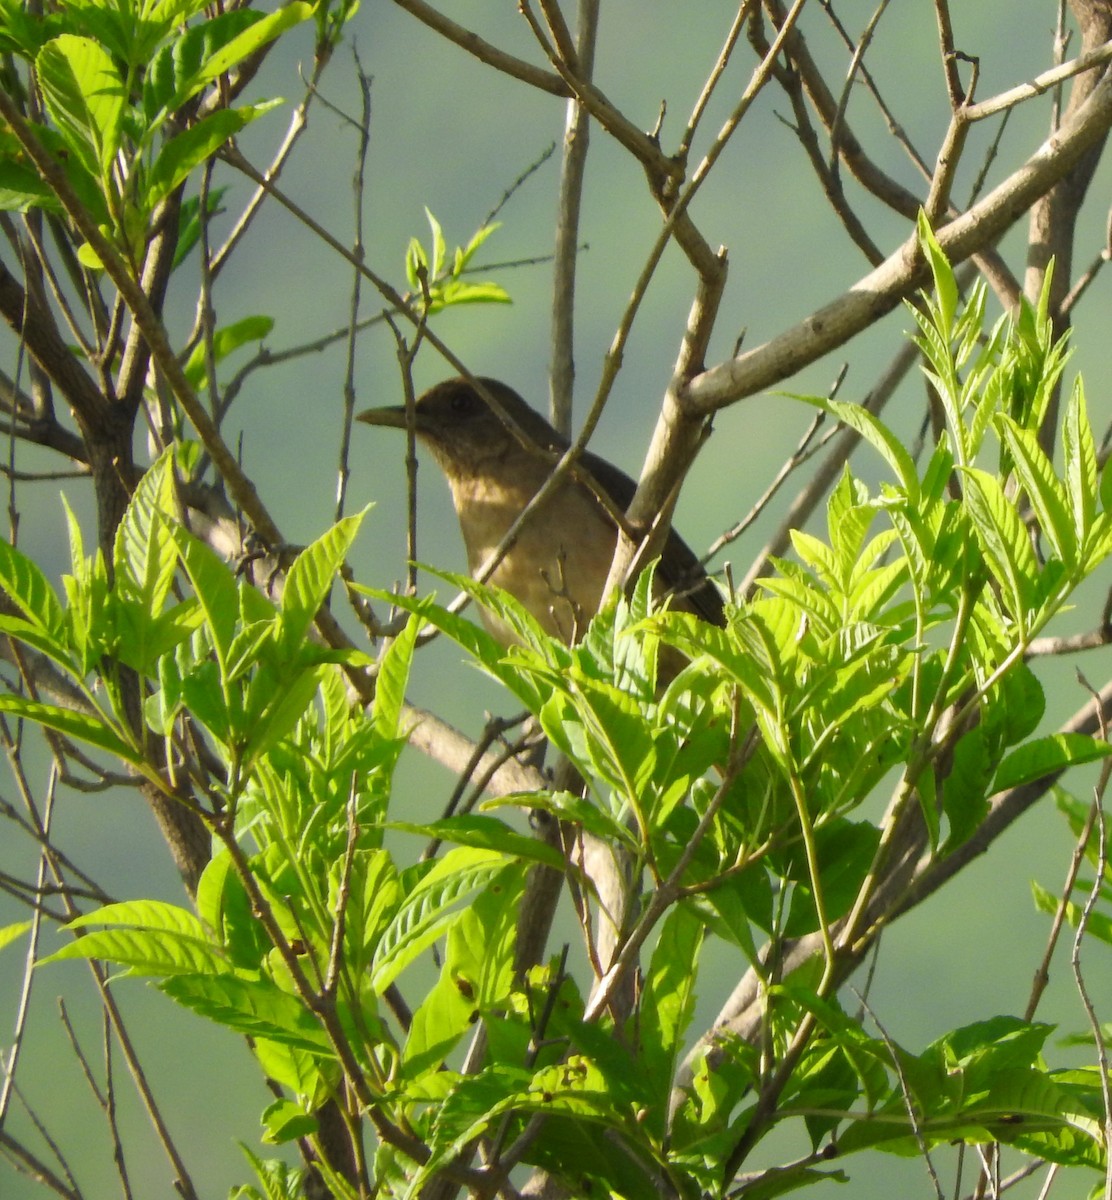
[450,390,476,415]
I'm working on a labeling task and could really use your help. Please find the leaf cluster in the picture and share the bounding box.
[0,0,322,266]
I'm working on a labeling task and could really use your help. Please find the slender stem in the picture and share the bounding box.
[549,0,598,435]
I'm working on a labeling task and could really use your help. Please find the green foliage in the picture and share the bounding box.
[0,2,314,263]
[7,229,1112,1194]
[404,208,513,313]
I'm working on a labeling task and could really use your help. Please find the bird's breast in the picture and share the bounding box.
[448,473,619,644]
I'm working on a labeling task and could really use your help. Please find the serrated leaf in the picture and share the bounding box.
[169,523,243,666]
[1063,378,1098,550]
[370,849,507,994]
[0,694,139,765]
[354,583,548,713]
[144,9,255,122]
[36,34,126,175]
[42,899,226,975]
[959,466,1038,623]
[372,610,418,742]
[280,511,367,651]
[918,210,958,335]
[0,537,66,637]
[639,904,703,1137]
[172,4,311,102]
[241,663,326,764]
[113,454,180,671]
[147,106,266,211]
[993,733,1112,795]
[995,414,1075,568]
[386,815,564,870]
[790,394,920,504]
[789,529,840,588]
[159,973,332,1051]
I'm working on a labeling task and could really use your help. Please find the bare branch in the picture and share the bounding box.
[686,67,1112,413]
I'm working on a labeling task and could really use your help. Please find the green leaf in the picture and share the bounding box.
[41,899,226,976]
[113,451,179,639]
[959,466,1039,623]
[1031,880,1112,948]
[403,970,476,1079]
[404,871,524,1076]
[151,4,312,115]
[159,973,333,1052]
[425,207,446,279]
[182,313,276,389]
[370,848,508,994]
[354,583,549,713]
[482,789,639,853]
[144,9,254,121]
[261,1098,319,1145]
[1063,377,1098,550]
[995,414,1075,568]
[0,161,59,212]
[789,394,920,505]
[540,673,655,803]
[993,733,1112,795]
[639,904,703,1137]
[0,921,31,952]
[196,850,271,971]
[169,523,242,668]
[0,694,139,765]
[236,1143,306,1200]
[147,105,276,211]
[240,662,327,764]
[422,564,565,666]
[429,278,512,311]
[0,536,66,637]
[280,511,367,653]
[36,34,126,175]
[173,184,229,267]
[456,220,501,271]
[372,611,418,742]
[918,210,958,335]
[405,235,426,291]
[387,815,564,870]
[941,725,992,850]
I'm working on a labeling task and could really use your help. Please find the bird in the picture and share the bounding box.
[357,376,724,648]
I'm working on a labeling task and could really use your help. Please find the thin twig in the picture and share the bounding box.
[0,767,55,1124]
[335,48,373,523]
[1069,673,1112,1199]
[678,3,751,163]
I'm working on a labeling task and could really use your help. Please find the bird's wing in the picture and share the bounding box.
[577,449,726,629]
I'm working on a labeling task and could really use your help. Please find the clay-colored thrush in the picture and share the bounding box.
[358,377,724,645]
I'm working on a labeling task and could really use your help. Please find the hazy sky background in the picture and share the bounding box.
[4,4,1112,1197]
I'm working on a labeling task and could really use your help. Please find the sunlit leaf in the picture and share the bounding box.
[993,733,1112,795]
[36,34,125,175]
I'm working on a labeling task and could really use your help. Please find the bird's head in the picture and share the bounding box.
[357,377,560,480]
